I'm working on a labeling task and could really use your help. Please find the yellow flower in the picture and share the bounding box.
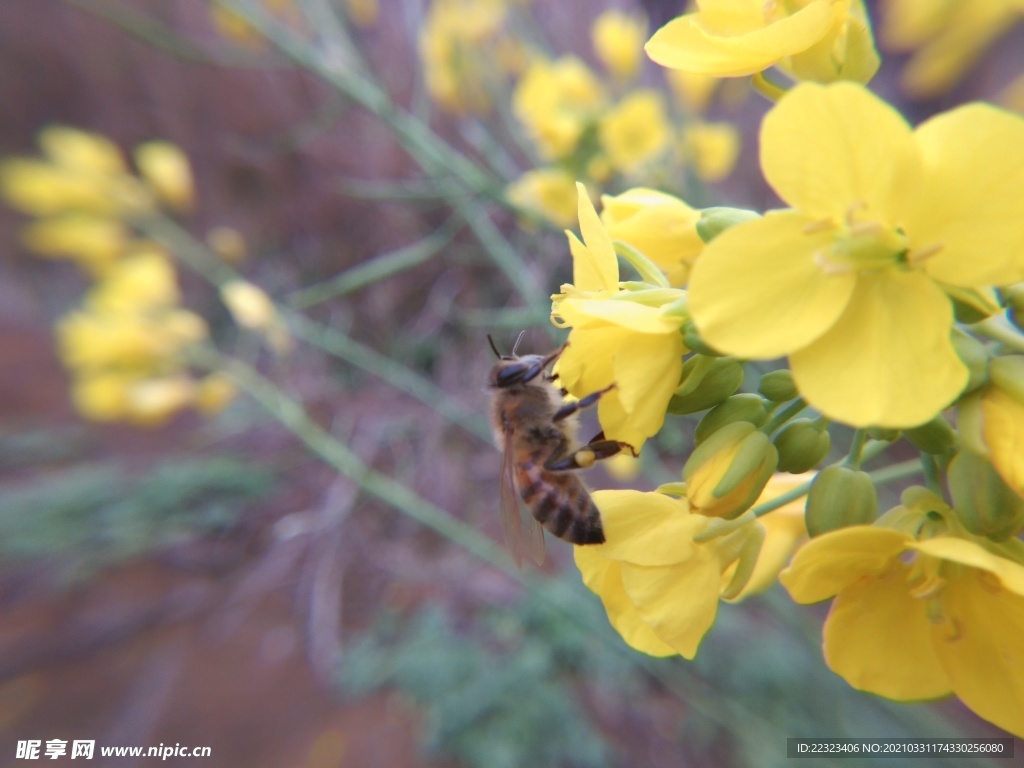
[781,489,1024,738]
[880,0,1024,99]
[600,187,704,287]
[552,184,687,451]
[646,0,880,85]
[221,279,291,353]
[134,141,194,213]
[420,0,507,115]
[0,126,142,217]
[506,168,579,227]
[597,90,671,175]
[575,489,764,658]
[681,121,740,182]
[591,10,647,81]
[513,57,608,160]
[688,82,1024,427]
[20,214,127,275]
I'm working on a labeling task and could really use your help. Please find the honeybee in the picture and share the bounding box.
[487,334,635,566]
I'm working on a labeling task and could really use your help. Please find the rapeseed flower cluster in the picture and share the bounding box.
[539,3,1024,738]
[0,126,276,425]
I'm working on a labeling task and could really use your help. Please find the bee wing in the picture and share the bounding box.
[500,427,546,568]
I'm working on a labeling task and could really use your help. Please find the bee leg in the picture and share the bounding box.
[543,438,634,471]
[552,384,615,422]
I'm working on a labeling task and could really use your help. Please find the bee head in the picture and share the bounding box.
[488,354,550,388]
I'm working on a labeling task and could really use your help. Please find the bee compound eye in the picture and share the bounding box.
[495,364,530,386]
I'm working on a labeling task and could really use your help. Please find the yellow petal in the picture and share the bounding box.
[556,297,682,334]
[904,104,1024,287]
[910,538,1024,596]
[780,526,910,604]
[645,0,838,77]
[575,549,678,657]
[568,182,617,291]
[981,385,1024,498]
[931,570,1024,738]
[620,555,721,659]
[591,489,702,566]
[823,562,952,700]
[760,82,919,222]
[688,211,856,359]
[790,270,967,427]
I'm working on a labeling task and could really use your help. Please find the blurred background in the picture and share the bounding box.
[0,1,1022,766]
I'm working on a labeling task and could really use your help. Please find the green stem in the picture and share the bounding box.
[760,398,806,435]
[970,314,1024,354]
[843,428,868,469]
[920,452,944,496]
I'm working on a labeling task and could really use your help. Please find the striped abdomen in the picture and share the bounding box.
[515,460,604,545]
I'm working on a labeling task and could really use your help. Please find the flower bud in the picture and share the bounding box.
[668,355,743,415]
[758,369,797,402]
[684,422,779,519]
[805,465,878,537]
[134,141,194,212]
[695,393,769,445]
[773,418,831,473]
[946,285,1001,324]
[695,206,760,244]
[903,415,958,455]
[948,451,1024,541]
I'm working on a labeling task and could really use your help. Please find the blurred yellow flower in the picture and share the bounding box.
[55,252,226,425]
[781,489,1024,738]
[591,9,647,81]
[134,141,194,213]
[420,0,507,115]
[646,0,880,85]
[20,214,127,275]
[665,69,721,113]
[600,187,704,287]
[682,121,740,182]
[576,489,765,658]
[344,0,379,28]
[506,168,579,227]
[880,0,1024,99]
[221,279,292,354]
[597,90,671,175]
[513,57,608,159]
[689,82,1024,427]
[552,184,687,451]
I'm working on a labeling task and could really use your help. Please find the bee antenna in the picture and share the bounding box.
[487,334,502,359]
[511,330,527,356]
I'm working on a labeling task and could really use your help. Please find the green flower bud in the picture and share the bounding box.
[773,418,831,473]
[866,426,900,442]
[948,451,1024,541]
[805,465,878,537]
[950,328,990,395]
[903,415,958,455]
[758,369,798,402]
[695,207,761,243]
[695,394,769,444]
[681,318,722,357]
[668,355,744,415]
[684,422,779,519]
